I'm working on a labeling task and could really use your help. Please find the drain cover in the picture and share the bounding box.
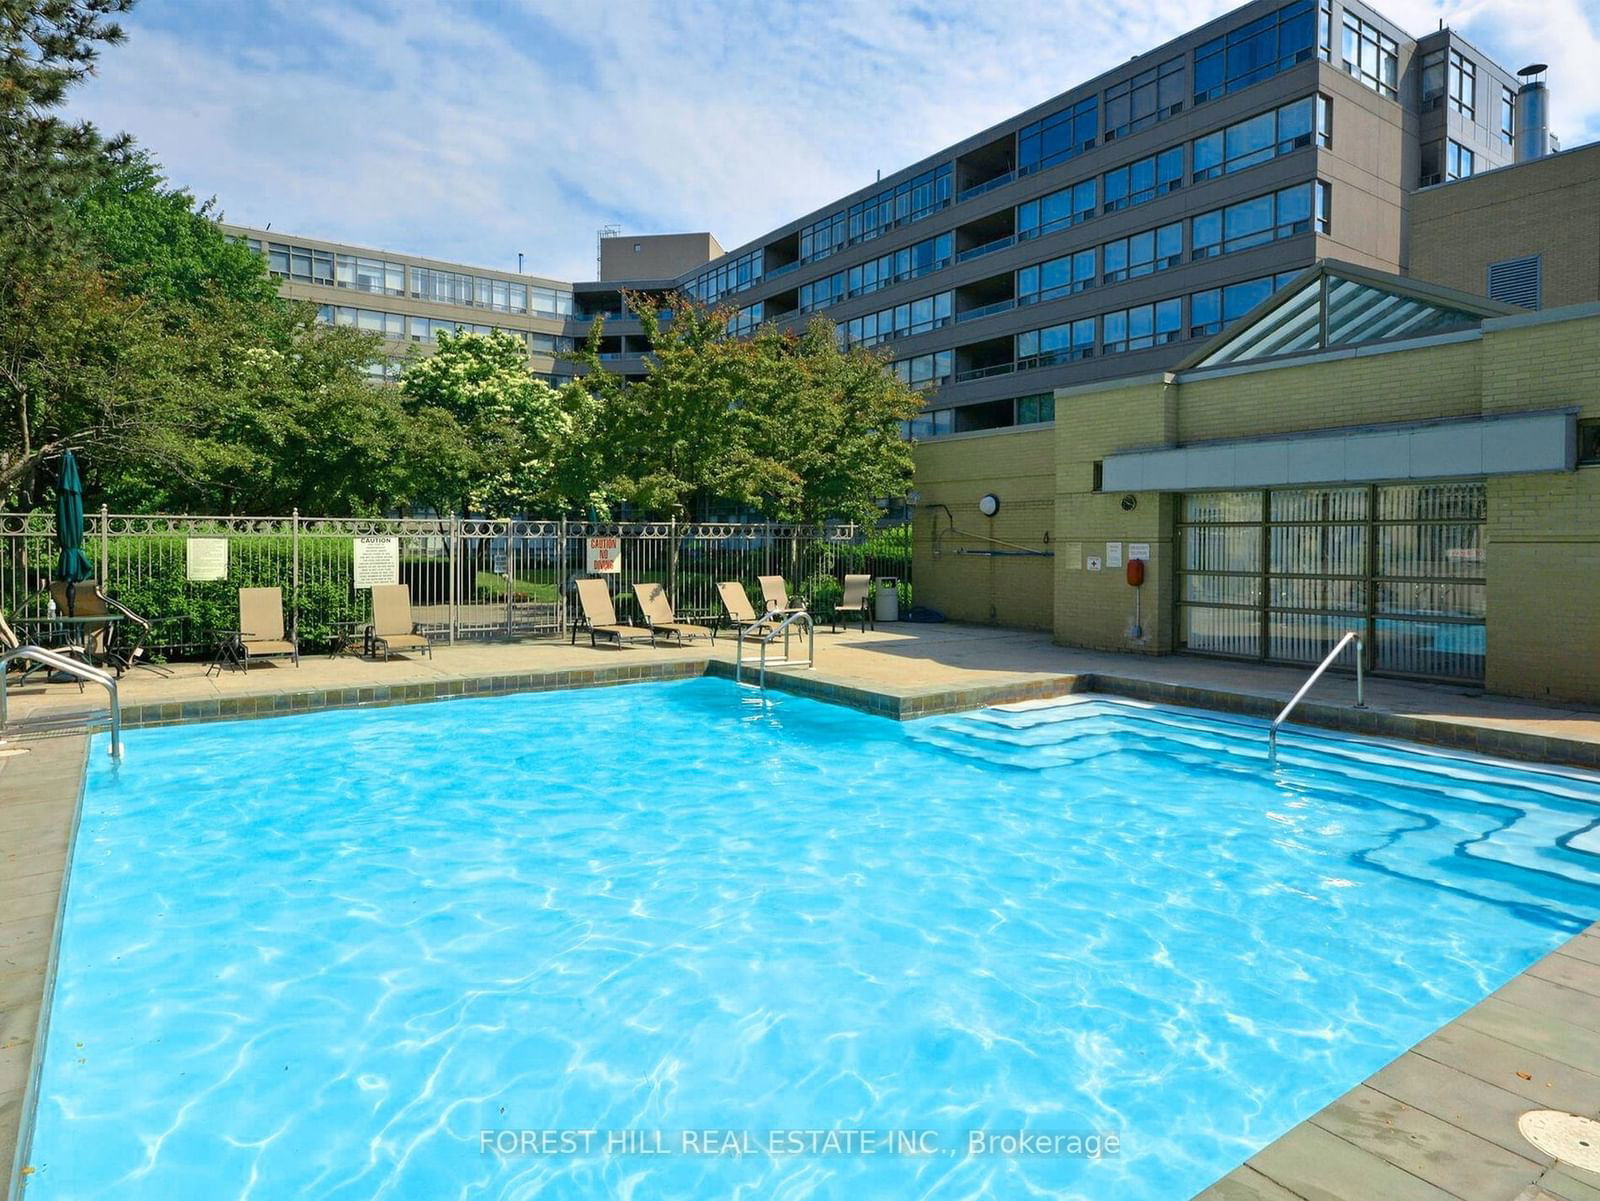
[1518,1110,1600,1172]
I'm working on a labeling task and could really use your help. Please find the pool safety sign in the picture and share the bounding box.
[586,536,622,574]
[353,536,400,588]
[185,537,228,581]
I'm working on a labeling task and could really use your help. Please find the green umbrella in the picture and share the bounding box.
[53,450,95,614]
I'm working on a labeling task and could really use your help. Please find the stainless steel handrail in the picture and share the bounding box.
[734,609,815,689]
[1269,631,1364,760]
[0,645,122,757]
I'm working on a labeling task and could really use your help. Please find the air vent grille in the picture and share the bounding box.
[1487,255,1541,310]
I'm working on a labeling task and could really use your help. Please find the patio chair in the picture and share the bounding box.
[832,574,874,633]
[1,604,89,688]
[572,578,653,649]
[47,581,161,674]
[716,581,777,639]
[632,582,715,646]
[237,587,299,670]
[758,575,807,616]
[369,583,432,660]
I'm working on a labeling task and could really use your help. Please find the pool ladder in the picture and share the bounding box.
[734,609,815,689]
[0,645,123,758]
[1269,631,1365,760]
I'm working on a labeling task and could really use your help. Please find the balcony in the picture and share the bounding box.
[955,135,1017,205]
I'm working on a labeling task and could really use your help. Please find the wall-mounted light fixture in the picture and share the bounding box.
[978,493,1000,517]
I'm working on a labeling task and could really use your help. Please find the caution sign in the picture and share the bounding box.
[586,535,622,574]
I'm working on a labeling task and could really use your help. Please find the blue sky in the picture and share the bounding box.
[69,0,1600,282]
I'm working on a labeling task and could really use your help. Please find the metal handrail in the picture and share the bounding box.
[0,645,122,758]
[734,609,815,689]
[1268,631,1364,759]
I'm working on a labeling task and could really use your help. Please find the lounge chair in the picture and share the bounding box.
[572,578,653,649]
[369,583,432,660]
[238,586,298,670]
[632,582,715,646]
[832,574,874,632]
[716,581,777,639]
[758,575,806,616]
[2,604,89,686]
[47,581,160,674]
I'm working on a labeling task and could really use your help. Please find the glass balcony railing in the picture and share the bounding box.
[955,298,1017,323]
[954,361,1017,383]
[955,235,1015,264]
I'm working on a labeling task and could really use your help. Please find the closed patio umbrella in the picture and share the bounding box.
[53,451,95,614]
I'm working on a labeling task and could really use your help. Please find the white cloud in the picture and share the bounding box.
[67,0,1600,282]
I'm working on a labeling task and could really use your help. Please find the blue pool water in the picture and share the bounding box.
[29,680,1600,1200]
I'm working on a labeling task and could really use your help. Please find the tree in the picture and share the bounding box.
[0,0,134,268]
[398,329,608,517]
[575,294,922,525]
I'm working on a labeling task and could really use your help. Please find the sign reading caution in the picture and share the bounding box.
[586,535,622,574]
[353,536,400,588]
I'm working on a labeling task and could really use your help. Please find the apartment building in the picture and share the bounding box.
[218,226,582,382]
[230,0,1525,420]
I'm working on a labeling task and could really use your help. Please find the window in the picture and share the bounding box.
[1318,0,1333,59]
[1421,49,1446,107]
[1016,318,1097,368]
[335,254,405,297]
[1341,13,1398,99]
[1448,50,1475,118]
[844,292,953,347]
[845,164,953,245]
[682,247,764,302]
[1578,419,1600,466]
[842,232,954,301]
[1019,96,1099,174]
[1017,249,1097,304]
[1102,221,1183,283]
[1017,180,1098,240]
[1500,86,1515,144]
[799,271,846,312]
[1446,140,1474,181]
[529,286,573,318]
[1193,0,1318,105]
[1016,393,1056,424]
[1188,271,1302,337]
[902,408,954,439]
[317,305,405,339]
[1191,182,1327,258]
[892,350,954,390]
[1487,255,1541,309]
[1101,298,1183,355]
[1103,146,1183,213]
[1105,56,1184,141]
[726,302,763,338]
[1192,95,1327,180]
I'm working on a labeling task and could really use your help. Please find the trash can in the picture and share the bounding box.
[875,577,900,623]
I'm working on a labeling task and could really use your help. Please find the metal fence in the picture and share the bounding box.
[0,510,912,659]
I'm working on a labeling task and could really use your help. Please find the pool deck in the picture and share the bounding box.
[3,624,1600,1200]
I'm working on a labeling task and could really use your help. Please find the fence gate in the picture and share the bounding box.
[1177,482,1486,681]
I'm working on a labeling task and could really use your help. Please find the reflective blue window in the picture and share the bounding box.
[1194,0,1317,105]
[1019,96,1099,175]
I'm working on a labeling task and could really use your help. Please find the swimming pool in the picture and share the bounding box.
[27,679,1600,1200]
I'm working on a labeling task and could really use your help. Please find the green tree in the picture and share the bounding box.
[0,0,134,268]
[75,151,279,307]
[575,294,921,524]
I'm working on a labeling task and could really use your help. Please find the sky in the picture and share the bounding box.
[66,0,1600,283]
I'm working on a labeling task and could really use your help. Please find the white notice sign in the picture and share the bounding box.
[586,535,622,574]
[185,537,228,581]
[1129,543,1151,562]
[1106,542,1123,569]
[353,536,400,588]
[1086,555,1103,572]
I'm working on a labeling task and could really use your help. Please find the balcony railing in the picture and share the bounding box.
[956,235,1016,264]
[954,361,1017,383]
[956,171,1016,203]
[955,298,1017,323]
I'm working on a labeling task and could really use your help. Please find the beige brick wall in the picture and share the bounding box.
[1048,310,1600,703]
[1176,338,1484,442]
[1410,143,1600,307]
[911,428,1056,629]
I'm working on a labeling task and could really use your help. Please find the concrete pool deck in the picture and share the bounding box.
[3,624,1600,1199]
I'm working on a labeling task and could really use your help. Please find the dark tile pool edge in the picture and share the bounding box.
[3,737,87,1201]
[113,659,710,730]
[1191,922,1600,1201]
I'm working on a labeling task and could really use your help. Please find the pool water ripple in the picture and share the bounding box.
[26,680,1600,1200]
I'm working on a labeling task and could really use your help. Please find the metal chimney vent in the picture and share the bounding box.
[1515,63,1552,163]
